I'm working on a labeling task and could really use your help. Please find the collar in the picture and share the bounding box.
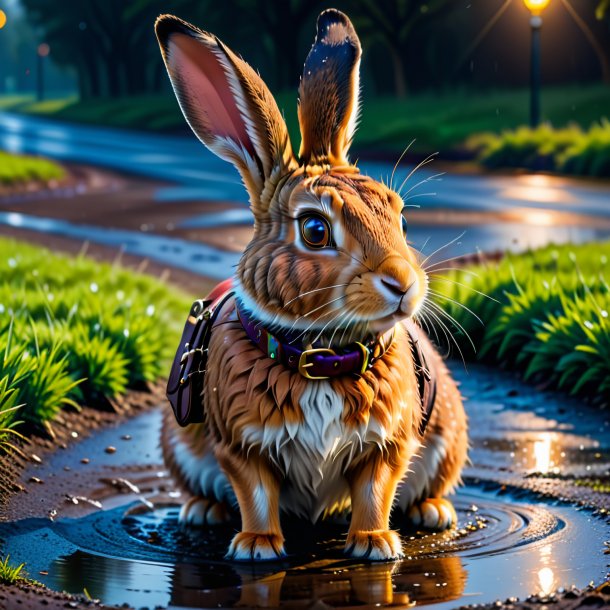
[235,302,394,380]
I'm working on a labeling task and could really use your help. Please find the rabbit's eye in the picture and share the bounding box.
[300,215,332,249]
[401,215,408,240]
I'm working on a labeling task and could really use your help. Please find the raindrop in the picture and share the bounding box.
[146,304,155,316]
[90,282,99,293]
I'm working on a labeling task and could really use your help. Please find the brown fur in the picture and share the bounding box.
[156,9,468,561]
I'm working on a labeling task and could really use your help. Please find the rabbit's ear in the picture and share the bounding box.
[298,9,362,167]
[155,15,297,212]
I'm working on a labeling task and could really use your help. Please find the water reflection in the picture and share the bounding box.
[533,433,553,474]
[538,567,556,596]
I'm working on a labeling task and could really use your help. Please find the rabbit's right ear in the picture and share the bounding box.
[155,15,297,213]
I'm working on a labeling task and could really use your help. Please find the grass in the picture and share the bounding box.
[0,555,26,585]
[0,239,192,447]
[2,84,609,155]
[468,121,610,177]
[428,241,610,407]
[0,151,65,186]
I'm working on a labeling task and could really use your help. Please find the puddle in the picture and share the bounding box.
[3,486,608,610]
[1,364,609,609]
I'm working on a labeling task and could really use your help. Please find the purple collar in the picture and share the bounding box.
[235,303,394,380]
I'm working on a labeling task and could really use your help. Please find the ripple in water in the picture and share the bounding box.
[1,484,608,609]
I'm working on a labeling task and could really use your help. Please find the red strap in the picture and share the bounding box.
[207,278,233,304]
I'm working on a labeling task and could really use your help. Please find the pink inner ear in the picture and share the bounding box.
[168,33,254,156]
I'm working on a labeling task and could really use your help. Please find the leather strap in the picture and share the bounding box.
[168,280,437,435]
[236,303,393,380]
[404,320,437,436]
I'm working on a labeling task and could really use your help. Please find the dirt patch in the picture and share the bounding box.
[0,580,116,610]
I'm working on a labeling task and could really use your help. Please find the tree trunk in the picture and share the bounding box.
[390,46,407,98]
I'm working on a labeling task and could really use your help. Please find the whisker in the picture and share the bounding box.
[303,295,344,318]
[403,192,437,202]
[427,299,477,355]
[428,289,485,326]
[422,302,468,368]
[283,283,349,307]
[427,267,481,278]
[390,139,416,190]
[402,171,445,199]
[429,275,500,303]
[396,152,438,198]
[329,311,350,347]
[420,231,466,268]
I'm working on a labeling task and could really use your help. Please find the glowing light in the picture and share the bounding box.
[523,0,552,14]
[499,186,575,204]
[524,211,555,226]
[533,433,552,473]
[37,43,50,57]
[0,10,6,29]
[538,567,555,595]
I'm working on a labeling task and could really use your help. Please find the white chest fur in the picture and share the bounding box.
[243,380,390,521]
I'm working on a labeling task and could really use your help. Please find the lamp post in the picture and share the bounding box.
[37,43,50,102]
[523,0,551,128]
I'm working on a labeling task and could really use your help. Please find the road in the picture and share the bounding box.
[1,112,610,276]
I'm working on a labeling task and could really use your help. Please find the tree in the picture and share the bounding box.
[19,0,222,99]
[348,0,453,98]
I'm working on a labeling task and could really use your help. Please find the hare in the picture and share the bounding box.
[156,8,467,562]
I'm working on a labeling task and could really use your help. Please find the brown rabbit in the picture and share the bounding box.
[156,8,467,562]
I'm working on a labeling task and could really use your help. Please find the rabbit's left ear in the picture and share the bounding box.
[155,15,297,213]
[298,9,362,168]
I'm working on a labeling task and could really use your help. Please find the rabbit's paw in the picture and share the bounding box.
[345,530,404,561]
[408,498,457,531]
[226,532,286,561]
[179,496,231,527]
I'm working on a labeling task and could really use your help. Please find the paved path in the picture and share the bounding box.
[1,112,610,274]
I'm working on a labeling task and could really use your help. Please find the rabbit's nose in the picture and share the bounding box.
[378,256,416,296]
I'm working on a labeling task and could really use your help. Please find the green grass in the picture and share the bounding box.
[429,241,610,406]
[3,84,609,155]
[0,151,65,186]
[468,121,610,177]
[0,239,192,446]
[0,555,26,585]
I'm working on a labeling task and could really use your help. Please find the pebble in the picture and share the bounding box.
[80,458,90,464]
[29,476,44,484]
[121,434,132,441]
[105,446,117,454]
[30,453,42,464]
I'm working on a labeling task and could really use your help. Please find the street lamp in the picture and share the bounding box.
[523,0,551,128]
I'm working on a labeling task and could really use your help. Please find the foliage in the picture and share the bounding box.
[4,84,610,157]
[467,121,610,177]
[0,238,192,447]
[0,151,65,186]
[0,555,26,585]
[428,242,610,407]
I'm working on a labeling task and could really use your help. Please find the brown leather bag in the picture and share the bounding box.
[167,284,233,427]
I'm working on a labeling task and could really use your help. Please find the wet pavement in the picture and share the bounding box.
[2,113,610,278]
[1,362,609,610]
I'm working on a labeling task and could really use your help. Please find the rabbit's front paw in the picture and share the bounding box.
[226,532,286,561]
[408,498,457,531]
[345,530,404,561]
[179,496,231,527]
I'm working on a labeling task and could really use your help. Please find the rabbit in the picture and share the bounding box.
[155,8,468,562]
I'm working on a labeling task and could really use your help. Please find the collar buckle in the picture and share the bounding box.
[298,348,336,380]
